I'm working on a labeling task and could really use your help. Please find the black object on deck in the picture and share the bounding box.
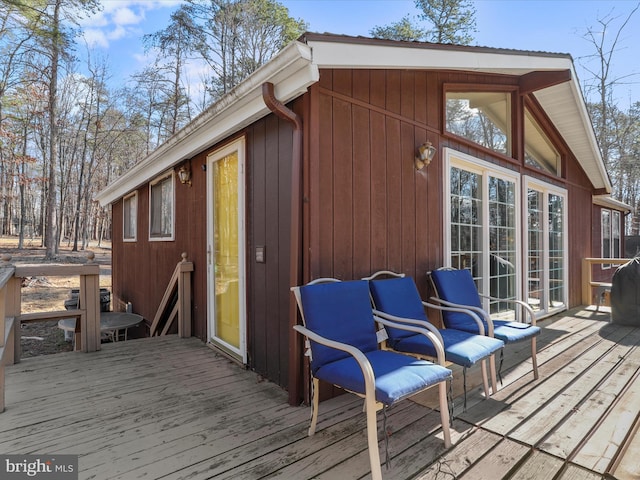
[611,258,640,325]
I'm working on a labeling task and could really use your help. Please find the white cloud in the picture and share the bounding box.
[79,0,184,49]
[83,28,110,48]
[112,7,144,26]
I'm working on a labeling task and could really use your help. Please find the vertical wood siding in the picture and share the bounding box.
[112,112,295,389]
[111,67,604,394]
[307,68,600,309]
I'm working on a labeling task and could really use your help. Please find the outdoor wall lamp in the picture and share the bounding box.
[415,141,437,171]
[177,162,192,186]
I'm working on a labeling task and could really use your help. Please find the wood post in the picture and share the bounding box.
[178,253,193,338]
[0,257,16,413]
[7,276,21,364]
[79,252,101,352]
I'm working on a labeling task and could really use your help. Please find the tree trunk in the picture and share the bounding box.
[45,0,61,259]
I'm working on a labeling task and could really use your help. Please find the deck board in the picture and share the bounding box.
[1,308,628,479]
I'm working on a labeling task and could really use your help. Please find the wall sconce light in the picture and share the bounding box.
[177,162,192,186]
[415,141,437,171]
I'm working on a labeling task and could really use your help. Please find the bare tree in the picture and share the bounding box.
[181,0,306,102]
[581,4,640,233]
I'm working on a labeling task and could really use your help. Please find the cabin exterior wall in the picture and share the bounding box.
[305,68,599,313]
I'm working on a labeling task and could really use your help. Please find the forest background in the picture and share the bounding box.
[0,0,638,259]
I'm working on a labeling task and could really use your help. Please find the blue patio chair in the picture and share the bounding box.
[429,268,540,382]
[291,279,452,480]
[363,271,504,410]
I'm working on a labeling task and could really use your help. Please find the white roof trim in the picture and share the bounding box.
[593,195,633,213]
[96,41,318,206]
[306,38,573,74]
[98,34,612,205]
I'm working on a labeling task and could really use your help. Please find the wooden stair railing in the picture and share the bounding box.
[149,253,194,338]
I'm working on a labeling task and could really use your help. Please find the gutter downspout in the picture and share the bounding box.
[262,82,303,406]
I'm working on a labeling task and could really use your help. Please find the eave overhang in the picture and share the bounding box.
[96,41,318,206]
[98,33,612,205]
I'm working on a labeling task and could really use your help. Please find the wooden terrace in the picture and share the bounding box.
[2,305,639,479]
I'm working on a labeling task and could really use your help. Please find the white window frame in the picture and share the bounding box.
[123,192,137,242]
[444,147,522,312]
[206,137,247,363]
[148,172,175,241]
[601,209,611,269]
[613,211,621,259]
[523,176,568,318]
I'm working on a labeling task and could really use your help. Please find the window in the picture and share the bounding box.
[613,211,621,258]
[601,209,611,268]
[445,90,512,156]
[149,173,174,240]
[524,108,560,175]
[446,148,519,319]
[446,149,568,321]
[123,193,137,242]
[525,177,567,316]
[601,209,622,268]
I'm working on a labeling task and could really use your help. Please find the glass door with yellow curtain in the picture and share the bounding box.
[207,138,246,362]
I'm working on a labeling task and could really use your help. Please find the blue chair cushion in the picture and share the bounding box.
[315,349,452,405]
[300,280,378,374]
[369,277,429,341]
[446,318,540,344]
[430,269,486,332]
[492,320,541,343]
[393,329,504,368]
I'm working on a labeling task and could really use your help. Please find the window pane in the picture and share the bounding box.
[450,167,482,274]
[123,194,137,240]
[549,193,565,308]
[446,91,511,155]
[524,108,560,175]
[150,176,173,238]
[488,176,517,316]
[527,189,544,312]
[601,210,611,261]
[613,211,621,258]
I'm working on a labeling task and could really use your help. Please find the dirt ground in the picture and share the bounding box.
[0,236,112,358]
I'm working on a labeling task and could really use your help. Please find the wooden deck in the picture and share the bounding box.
[2,307,638,479]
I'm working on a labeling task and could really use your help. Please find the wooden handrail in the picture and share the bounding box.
[150,253,193,337]
[581,257,631,306]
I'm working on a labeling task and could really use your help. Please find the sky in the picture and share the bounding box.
[77,0,640,108]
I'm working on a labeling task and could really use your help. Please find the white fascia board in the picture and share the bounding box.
[307,39,572,73]
[96,41,317,206]
[593,195,633,213]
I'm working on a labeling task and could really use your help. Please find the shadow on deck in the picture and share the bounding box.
[2,307,636,479]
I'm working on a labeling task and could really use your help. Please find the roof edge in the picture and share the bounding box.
[96,41,316,206]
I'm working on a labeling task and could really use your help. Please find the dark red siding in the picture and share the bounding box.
[111,67,605,397]
[112,112,296,389]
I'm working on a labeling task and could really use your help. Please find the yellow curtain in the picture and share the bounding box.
[214,152,240,348]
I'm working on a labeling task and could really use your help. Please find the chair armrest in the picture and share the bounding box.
[421,301,486,335]
[479,295,537,326]
[293,324,377,400]
[371,312,446,366]
[372,309,444,346]
[429,297,495,337]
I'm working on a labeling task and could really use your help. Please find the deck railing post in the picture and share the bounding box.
[79,252,101,352]
[0,255,16,413]
[582,258,591,306]
[177,253,193,338]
